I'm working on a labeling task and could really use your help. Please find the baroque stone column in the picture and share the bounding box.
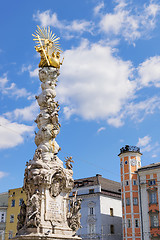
[15,27,81,240]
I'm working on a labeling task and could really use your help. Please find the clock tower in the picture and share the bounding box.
[119,145,142,240]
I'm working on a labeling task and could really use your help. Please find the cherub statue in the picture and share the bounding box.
[65,157,74,170]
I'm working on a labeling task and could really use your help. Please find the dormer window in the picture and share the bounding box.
[89,189,94,194]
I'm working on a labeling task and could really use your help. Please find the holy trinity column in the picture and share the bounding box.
[15,26,81,240]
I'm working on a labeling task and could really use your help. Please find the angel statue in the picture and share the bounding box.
[65,156,74,170]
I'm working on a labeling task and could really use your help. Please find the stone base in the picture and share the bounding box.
[14,234,81,240]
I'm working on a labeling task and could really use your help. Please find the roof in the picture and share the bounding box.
[74,174,121,198]
[138,162,160,172]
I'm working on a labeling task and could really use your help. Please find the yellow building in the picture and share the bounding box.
[5,188,26,240]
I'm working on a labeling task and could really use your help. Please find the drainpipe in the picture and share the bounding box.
[138,173,144,240]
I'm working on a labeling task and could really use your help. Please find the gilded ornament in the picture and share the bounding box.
[32,26,64,68]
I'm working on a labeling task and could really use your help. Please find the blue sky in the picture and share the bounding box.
[1,0,160,192]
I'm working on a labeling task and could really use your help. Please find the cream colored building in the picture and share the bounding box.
[5,188,26,240]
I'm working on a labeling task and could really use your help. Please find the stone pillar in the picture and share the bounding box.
[15,67,81,240]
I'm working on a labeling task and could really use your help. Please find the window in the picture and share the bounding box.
[110,208,113,216]
[0,213,5,222]
[12,192,15,196]
[110,225,114,234]
[149,192,157,204]
[89,207,94,215]
[10,215,14,223]
[88,224,95,234]
[149,180,156,186]
[122,198,124,207]
[89,189,94,194]
[135,219,139,228]
[127,219,131,228]
[19,198,23,206]
[9,231,13,239]
[21,190,23,193]
[133,197,138,205]
[125,161,128,164]
[133,180,137,185]
[150,215,159,228]
[88,202,95,216]
[11,200,15,207]
[125,181,129,186]
[126,198,130,206]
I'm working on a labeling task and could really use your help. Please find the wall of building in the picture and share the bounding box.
[139,173,150,240]
[71,182,122,240]
[0,193,8,240]
[100,195,122,240]
[76,194,101,239]
[139,168,160,240]
[5,188,26,240]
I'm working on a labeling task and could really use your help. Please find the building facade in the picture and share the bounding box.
[0,193,8,240]
[119,145,160,240]
[119,145,142,240]
[138,162,160,240]
[5,188,26,240]
[70,174,122,240]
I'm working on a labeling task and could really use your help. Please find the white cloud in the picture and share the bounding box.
[29,68,39,78]
[21,65,39,78]
[57,40,135,124]
[97,127,106,134]
[21,64,32,73]
[137,135,153,153]
[32,4,160,127]
[33,10,93,36]
[4,101,39,122]
[138,56,160,87]
[0,171,8,179]
[107,116,124,128]
[125,96,160,122]
[56,40,160,127]
[99,0,160,43]
[137,135,151,147]
[0,74,31,99]
[0,116,34,149]
[94,2,104,15]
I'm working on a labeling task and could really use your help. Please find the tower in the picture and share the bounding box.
[119,145,142,240]
[15,26,81,240]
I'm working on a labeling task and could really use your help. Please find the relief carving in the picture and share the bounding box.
[50,170,66,197]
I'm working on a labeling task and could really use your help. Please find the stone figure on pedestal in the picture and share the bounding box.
[15,26,81,240]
